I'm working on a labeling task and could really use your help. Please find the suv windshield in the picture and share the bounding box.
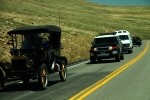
[94,37,118,44]
[119,35,129,40]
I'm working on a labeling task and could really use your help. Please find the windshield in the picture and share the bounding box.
[119,35,129,40]
[94,37,118,44]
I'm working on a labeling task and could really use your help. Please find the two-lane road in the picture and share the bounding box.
[0,40,149,100]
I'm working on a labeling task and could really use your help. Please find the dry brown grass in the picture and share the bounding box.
[61,32,95,63]
[0,0,150,64]
[0,26,12,63]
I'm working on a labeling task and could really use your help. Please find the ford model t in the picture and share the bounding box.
[0,25,67,90]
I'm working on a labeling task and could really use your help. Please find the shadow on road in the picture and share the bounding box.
[86,59,117,64]
[1,80,61,92]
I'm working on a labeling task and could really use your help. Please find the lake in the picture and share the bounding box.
[87,0,150,6]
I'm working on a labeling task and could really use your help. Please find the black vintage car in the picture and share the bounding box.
[0,25,68,90]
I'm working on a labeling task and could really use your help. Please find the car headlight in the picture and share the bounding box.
[109,46,112,50]
[94,48,98,51]
[4,62,12,69]
[26,60,33,68]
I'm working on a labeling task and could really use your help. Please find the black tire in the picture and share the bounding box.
[0,70,4,91]
[38,63,49,90]
[90,56,96,63]
[120,52,124,60]
[120,54,124,60]
[59,60,67,81]
[97,58,102,62]
[138,44,141,46]
[115,54,120,62]
[128,50,133,54]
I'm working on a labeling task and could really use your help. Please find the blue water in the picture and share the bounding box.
[87,0,150,6]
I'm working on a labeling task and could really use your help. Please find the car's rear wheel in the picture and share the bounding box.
[0,70,4,91]
[38,63,49,90]
[59,60,67,81]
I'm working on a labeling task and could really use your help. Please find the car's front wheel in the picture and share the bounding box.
[59,60,67,81]
[38,63,49,90]
[90,56,96,63]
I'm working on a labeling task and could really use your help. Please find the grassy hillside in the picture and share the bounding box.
[0,0,150,63]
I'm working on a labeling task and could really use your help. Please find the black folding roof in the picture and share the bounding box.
[7,25,61,35]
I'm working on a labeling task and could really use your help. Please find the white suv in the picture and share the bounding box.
[115,30,133,53]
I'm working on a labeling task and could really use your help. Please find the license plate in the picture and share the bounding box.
[101,52,106,54]
[97,52,109,57]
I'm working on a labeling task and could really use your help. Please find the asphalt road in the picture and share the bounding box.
[0,40,149,100]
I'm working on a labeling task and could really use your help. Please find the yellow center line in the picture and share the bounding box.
[69,41,149,100]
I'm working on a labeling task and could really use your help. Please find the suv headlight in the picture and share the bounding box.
[109,46,112,50]
[94,48,98,51]
[109,45,117,50]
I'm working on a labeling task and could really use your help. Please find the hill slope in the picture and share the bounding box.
[0,0,150,63]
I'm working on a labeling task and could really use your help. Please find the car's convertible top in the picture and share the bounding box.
[7,25,61,35]
[7,25,62,49]
[0,25,67,91]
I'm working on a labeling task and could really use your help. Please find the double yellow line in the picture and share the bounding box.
[69,42,149,100]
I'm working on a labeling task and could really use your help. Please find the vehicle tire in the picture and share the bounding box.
[59,60,67,81]
[0,70,4,91]
[115,54,120,62]
[138,44,141,46]
[120,52,124,60]
[120,54,124,60]
[97,58,102,62]
[38,63,49,90]
[90,56,96,63]
[128,50,133,54]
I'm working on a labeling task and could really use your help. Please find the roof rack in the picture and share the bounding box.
[96,32,116,37]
